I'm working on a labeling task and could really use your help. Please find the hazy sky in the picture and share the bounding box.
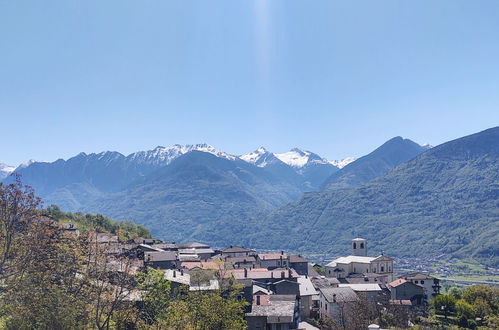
[1,1,499,165]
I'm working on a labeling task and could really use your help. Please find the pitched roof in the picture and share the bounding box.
[289,255,307,263]
[389,299,412,306]
[181,261,219,270]
[338,283,382,292]
[245,295,296,321]
[326,256,375,267]
[144,251,177,262]
[253,285,272,295]
[230,268,299,280]
[319,287,358,303]
[176,242,210,249]
[404,272,435,280]
[221,246,255,253]
[298,276,319,296]
[388,279,407,288]
[163,269,190,285]
[222,256,257,264]
[258,253,288,260]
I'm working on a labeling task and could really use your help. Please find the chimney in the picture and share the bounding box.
[244,268,248,278]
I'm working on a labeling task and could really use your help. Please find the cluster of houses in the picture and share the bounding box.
[76,228,441,330]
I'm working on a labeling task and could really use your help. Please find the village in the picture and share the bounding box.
[75,220,445,330]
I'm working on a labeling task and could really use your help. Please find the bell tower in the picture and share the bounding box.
[352,238,367,256]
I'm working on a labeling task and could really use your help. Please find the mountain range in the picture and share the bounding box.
[2,128,497,266]
[2,144,354,211]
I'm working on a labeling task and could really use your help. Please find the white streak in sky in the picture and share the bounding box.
[254,0,271,91]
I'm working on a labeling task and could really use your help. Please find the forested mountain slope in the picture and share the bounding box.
[322,137,428,189]
[83,151,302,243]
[247,127,499,266]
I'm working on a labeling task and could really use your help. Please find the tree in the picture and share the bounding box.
[431,294,456,319]
[136,267,171,325]
[1,211,91,328]
[456,299,475,328]
[163,290,247,330]
[0,177,41,279]
[462,285,499,319]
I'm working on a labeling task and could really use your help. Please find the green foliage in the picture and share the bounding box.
[462,285,499,319]
[456,299,475,324]
[162,291,247,330]
[431,294,456,318]
[136,267,171,323]
[448,286,463,300]
[44,204,151,240]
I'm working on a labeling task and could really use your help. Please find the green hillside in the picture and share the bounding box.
[246,127,499,267]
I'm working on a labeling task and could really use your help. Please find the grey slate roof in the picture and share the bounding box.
[144,251,177,262]
[319,287,358,303]
[246,295,296,322]
[221,246,255,253]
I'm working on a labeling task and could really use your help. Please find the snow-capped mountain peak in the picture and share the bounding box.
[328,157,356,169]
[128,143,235,165]
[239,147,268,164]
[18,159,38,169]
[275,148,321,168]
[0,163,15,179]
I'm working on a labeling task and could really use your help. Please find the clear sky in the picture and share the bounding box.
[1,1,499,165]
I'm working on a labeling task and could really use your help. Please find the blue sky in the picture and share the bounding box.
[1,1,499,165]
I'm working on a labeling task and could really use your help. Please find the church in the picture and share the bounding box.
[325,238,394,283]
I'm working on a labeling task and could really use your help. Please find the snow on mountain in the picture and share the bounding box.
[328,157,356,169]
[240,147,268,164]
[0,163,15,179]
[17,159,38,169]
[275,148,328,168]
[241,147,355,169]
[127,143,235,165]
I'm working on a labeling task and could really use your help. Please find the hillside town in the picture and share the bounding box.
[67,220,446,330]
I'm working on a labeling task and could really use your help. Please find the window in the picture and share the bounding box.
[360,243,364,249]
[256,295,261,305]
[325,304,327,310]
[415,280,418,284]
[353,242,357,249]
[421,280,425,284]
[381,266,384,272]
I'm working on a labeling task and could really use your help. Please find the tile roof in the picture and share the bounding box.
[181,261,220,270]
[389,299,412,306]
[388,279,407,288]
